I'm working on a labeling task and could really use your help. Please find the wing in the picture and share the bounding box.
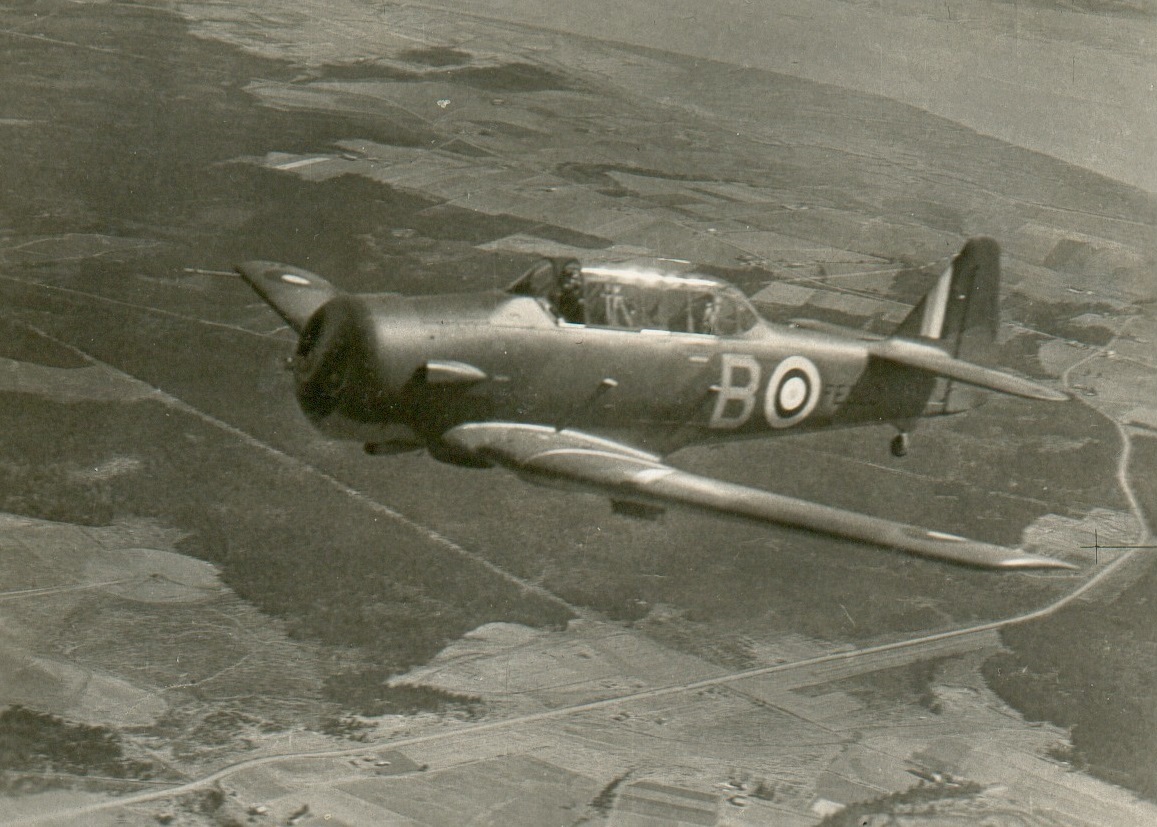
[235,261,340,333]
[442,423,1076,571]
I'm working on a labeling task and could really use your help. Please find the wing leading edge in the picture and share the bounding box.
[443,423,1076,571]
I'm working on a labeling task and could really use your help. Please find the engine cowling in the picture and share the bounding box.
[293,295,420,442]
[294,297,357,424]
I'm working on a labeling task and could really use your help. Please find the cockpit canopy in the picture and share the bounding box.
[507,258,760,336]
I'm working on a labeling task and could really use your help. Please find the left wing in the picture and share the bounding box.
[236,261,340,333]
[443,423,1075,571]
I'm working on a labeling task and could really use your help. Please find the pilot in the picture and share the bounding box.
[555,259,585,323]
[685,292,713,334]
[701,294,722,335]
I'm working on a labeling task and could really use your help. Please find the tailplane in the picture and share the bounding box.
[877,237,1065,407]
[895,237,1000,362]
[865,238,1064,455]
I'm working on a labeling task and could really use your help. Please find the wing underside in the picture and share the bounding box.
[443,423,1075,571]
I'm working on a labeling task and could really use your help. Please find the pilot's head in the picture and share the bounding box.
[558,259,582,285]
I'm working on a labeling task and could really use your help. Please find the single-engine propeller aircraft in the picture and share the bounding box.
[236,237,1075,571]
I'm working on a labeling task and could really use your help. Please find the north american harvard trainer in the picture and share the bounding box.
[236,238,1074,571]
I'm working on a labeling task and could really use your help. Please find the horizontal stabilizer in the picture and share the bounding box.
[236,261,340,333]
[443,423,1076,571]
[869,338,1068,402]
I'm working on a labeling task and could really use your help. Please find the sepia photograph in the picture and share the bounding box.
[0,1,1154,824]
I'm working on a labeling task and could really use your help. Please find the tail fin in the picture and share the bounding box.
[895,237,1000,361]
[882,238,1067,406]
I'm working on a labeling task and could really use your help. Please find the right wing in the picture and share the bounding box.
[443,423,1076,571]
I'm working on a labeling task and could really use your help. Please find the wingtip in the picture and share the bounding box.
[908,529,1079,571]
[997,554,1080,571]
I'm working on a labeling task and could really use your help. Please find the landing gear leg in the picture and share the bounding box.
[890,432,909,458]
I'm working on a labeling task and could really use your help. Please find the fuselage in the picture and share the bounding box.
[296,286,952,457]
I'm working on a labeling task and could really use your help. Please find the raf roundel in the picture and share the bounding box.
[764,355,821,428]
